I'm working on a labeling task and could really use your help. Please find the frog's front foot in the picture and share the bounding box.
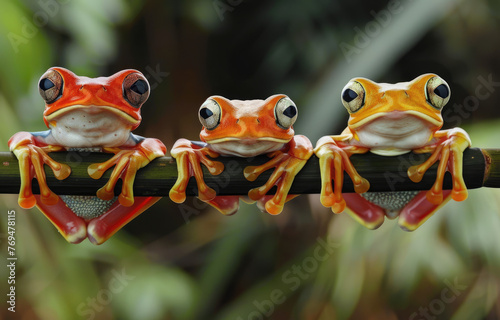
[12,143,71,208]
[407,128,471,205]
[88,140,166,206]
[244,135,313,215]
[314,136,370,214]
[169,139,224,204]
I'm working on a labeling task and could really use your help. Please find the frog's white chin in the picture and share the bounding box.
[207,139,285,157]
[354,116,434,154]
[48,108,134,147]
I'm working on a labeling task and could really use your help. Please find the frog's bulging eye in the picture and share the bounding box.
[434,84,449,99]
[342,89,358,103]
[39,69,63,104]
[199,99,221,130]
[341,81,365,113]
[426,76,450,109]
[275,97,298,129]
[123,73,150,108]
[40,78,55,90]
[130,79,148,95]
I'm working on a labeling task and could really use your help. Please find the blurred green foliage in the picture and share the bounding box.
[1,0,500,319]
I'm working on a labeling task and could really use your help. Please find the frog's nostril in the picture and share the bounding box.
[256,118,260,124]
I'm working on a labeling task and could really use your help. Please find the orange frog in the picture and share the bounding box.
[8,67,166,244]
[169,95,313,215]
[314,74,470,230]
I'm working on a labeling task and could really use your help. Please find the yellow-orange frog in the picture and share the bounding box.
[8,67,166,244]
[314,74,471,230]
[169,95,313,215]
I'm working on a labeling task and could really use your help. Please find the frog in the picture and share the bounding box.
[168,94,313,215]
[314,74,471,230]
[8,67,167,244]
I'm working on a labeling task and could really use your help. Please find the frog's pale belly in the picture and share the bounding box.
[207,139,285,157]
[354,116,434,156]
[48,109,133,147]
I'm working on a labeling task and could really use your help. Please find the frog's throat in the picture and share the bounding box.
[44,105,139,126]
[206,137,290,144]
[349,111,441,129]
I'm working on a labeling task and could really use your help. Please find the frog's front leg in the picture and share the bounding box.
[314,135,370,214]
[244,135,313,215]
[8,131,71,208]
[407,128,471,205]
[87,137,166,206]
[169,138,224,204]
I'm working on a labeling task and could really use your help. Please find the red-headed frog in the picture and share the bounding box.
[8,67,166,244]
[168,95,313,215]
[314,74,471,230]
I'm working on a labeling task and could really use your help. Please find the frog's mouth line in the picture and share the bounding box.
[206,137,290,144]
[45,105,140,126]
[349,110,441,129]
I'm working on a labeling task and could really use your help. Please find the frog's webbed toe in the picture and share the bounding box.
[89,147,158,207]
[314,137,370,214]
[13,144,70,208]
[244,151,308,215]
[408,128,471,205]
[169,139,224,204]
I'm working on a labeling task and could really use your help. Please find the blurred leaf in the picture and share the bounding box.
[0,1,51,102]
[115,264,197,320]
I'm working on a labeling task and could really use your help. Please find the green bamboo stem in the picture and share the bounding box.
[0,148,497,197]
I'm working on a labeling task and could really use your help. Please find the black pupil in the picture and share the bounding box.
[39,78,55,91]
[434,84,449,99]
[343,88,358,102]
[200,108,214,119]
[130,79,148,94]
[283,105,297,118]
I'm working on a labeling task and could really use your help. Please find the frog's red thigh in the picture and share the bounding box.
[343,193,385,229]
[87,196,161,245]
[34,195,87,244]
[398,190,452,231]
[205,196,240,215]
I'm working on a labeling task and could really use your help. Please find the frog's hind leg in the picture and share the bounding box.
[342,193,386,229]
[205,196,240,216]
[87,196,160,245]
[398,190,452,231]
[34,196,87,244]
